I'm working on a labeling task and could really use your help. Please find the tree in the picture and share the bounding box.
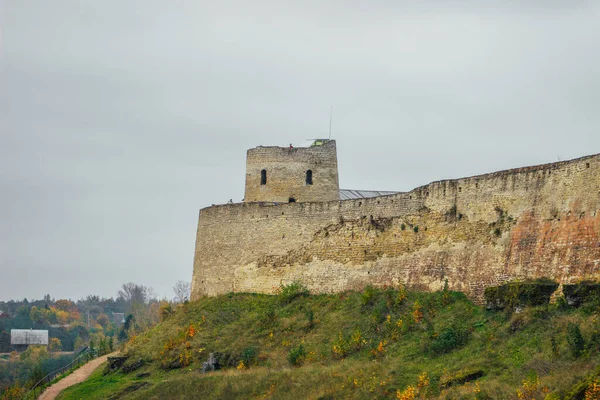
[159,301,174,321]
[29,306,45,325]
[0,331,10,352]
[96,313,110,328]
[20,345,49,363]
[55,299,80,321]
[55,299,76,313]
[49,338,62,352]
[173,281,191,303]
[16,305,29,317]
[55,310,69,325]
[74,336,85,350]
[118,314,135,342]
[84,295,100,305]
[29,364,46,387]
[118,282,150,305]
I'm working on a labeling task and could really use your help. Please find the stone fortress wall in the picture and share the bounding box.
[191,150,600,302]
[244,140,339,203]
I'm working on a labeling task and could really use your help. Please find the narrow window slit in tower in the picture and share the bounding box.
[289,197,296,203]
[306,170,313,185]
[261,169,267,185]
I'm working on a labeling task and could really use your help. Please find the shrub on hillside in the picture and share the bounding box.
[241,346,257,366]
[562,281,600,308]
[305,309,315,330]
[278,283,309,305]
[259,307,277,328]
[331,329,367,359]
[361,285,377,306]
[428,326,470,355]
[288,344,306,366]
[566,322,585,359]
[159,302,174,321]
[372,299,390,323]
[0,384,26,400]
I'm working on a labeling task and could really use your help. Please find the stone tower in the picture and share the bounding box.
[244,140,340,203]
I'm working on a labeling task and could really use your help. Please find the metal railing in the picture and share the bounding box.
[22,347,97,399]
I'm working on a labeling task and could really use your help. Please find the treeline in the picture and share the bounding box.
[0,281,190,398]
[0,281,190,352]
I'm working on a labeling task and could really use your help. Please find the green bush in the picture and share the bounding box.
[562,282,600,308]
[288,344,306,366]
[429,326,470,355]
[564,376,594,400]
[556,295,568,310]
[566,322,585,358]
[241,346,257,366]
[372,299,389,323]
[383,286,396,307]
[361,285,377,306]
[278,283,309,305]
[589,329,600,353]
[260,307,277,327]
[305,309,315,330]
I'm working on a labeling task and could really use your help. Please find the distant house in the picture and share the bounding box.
[112,312,125,326]
[11,329,49,350]
[0,310,9,319]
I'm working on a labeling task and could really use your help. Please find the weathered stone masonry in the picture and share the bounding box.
[244,140,339,203]
[191,150,600,302]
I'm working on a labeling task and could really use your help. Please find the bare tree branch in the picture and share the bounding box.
[118,282,150,305]
[173,281,191,303]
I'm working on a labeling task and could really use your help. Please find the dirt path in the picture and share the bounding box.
[38,352,119,400]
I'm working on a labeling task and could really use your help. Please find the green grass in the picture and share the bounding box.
[57,286,600,399]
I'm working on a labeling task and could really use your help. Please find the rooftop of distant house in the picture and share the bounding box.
[10,329,49,345]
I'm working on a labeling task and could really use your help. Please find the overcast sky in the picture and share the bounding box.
[1,1,599,301]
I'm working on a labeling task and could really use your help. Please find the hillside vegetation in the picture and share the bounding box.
[57,284,600,399]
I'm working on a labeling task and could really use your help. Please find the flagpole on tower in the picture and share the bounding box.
[329,105,333,140]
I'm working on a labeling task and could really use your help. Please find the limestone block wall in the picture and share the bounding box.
[244,140,339,203]
[192,153,600,302]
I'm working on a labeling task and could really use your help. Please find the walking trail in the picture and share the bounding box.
[38,352,119,400]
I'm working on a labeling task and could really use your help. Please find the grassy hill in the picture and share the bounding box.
[57,284,600,399]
